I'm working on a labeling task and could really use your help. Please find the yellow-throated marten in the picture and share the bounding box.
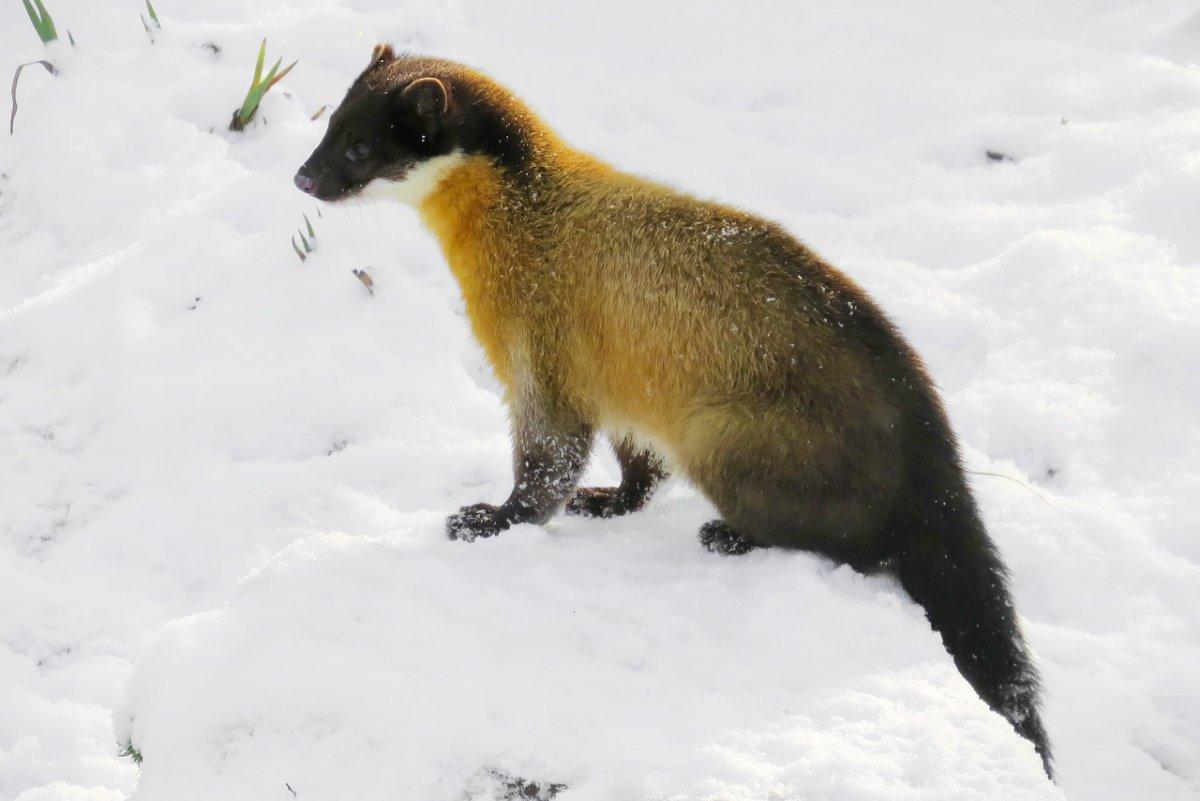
[295,46,1053,777]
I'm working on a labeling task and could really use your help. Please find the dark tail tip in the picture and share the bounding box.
[996,668,1054,780]
[892,490,1053,779]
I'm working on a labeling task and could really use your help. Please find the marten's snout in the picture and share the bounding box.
[293,168,316,195]
[292,159,349,202]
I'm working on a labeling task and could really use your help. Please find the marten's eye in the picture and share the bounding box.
[344,143,372,163]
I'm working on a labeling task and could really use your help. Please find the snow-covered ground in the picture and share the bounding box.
[2,1,1199,799]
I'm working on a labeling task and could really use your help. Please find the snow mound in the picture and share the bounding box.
[120,524,1056,801]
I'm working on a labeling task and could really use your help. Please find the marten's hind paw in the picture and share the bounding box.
[565,486,636,518]
[447,503,509,542]
[699,520,759,556]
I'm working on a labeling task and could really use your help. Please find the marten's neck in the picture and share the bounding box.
[417,148,615,275]
[415,144,610,389]
[417,155,527,386]
[417,154,506,254]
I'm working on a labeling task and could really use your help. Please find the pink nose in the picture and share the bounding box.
[294,170,315,194]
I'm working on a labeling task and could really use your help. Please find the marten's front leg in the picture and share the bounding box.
[566,434,668,518]
[447,391,593,542]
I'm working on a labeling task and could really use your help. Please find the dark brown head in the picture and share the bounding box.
[294,47,538,203]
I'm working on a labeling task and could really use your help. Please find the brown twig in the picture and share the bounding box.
[10,60,57,135]
[352,269,374,296]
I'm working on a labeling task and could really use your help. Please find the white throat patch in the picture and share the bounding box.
[359,152,466,207]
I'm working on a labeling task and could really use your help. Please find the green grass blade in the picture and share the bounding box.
[303,214,315,239]
[32,0,57,41]
[145,0,160,28]
[298,230,313,253]
[22,0,41,31]
[235,41,270,124]
[22,0,56,43]
[238,84,267,124]
[292,237,306,261]
[238,84,266,124]
[265,60,297,91]
[251,40,266,89]
[260,57,282,90]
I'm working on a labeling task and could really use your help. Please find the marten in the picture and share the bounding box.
[295,45,1053,778]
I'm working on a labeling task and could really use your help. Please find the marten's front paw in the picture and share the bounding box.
[446,503,510,542]
[565,486,630,518]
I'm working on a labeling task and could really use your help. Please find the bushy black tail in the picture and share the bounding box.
[890,469,1053,779]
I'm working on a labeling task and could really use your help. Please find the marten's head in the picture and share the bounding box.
[294,47,538,204]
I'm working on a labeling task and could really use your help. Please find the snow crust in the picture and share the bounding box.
[2,1,1198,799]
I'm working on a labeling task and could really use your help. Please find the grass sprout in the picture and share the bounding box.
[292,212,317,261]
[118,742,143,765]
[141,0,161,42]
[229,39,296,131]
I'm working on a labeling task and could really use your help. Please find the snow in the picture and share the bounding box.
[1,1,1198,800]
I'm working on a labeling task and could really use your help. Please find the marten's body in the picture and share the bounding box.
[424,154,908,568]
[297,49,1053,777]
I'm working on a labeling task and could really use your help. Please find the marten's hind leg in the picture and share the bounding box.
[698,520,759,556]
[698,478,893,569]
[685,414,898,570]
[565,434,668,519]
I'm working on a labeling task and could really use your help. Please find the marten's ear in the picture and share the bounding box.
[398,77,449,138]
[367,43,395,70]
[401,77,449,119]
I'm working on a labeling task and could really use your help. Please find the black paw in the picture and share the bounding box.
[474,769,566,801]
[699,520,758,556]
[446,503,511,542]
[565,486,633,518]
[497,775,566,800]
